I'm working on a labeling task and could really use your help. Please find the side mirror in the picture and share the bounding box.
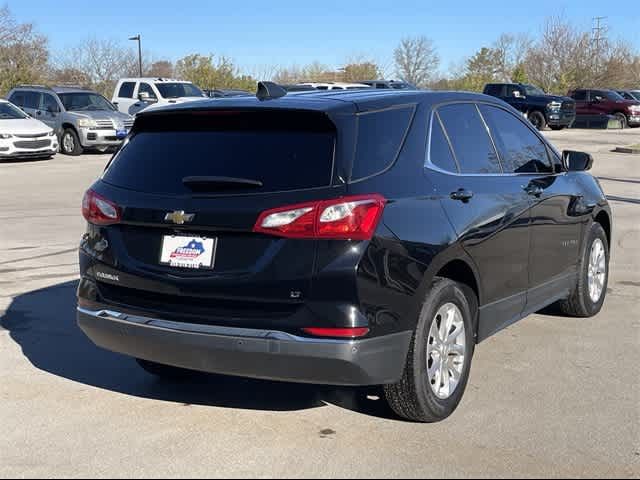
[513,90,524,99]
[593,96,603,103]
[47,106,58,115]
[563,150,593,171]
[138,92,158,104]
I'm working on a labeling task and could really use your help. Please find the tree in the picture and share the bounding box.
[175,54,256,91]
[393,36,439,87]
[57,37,143,96]
[343,61,380,82]
[511,63,528,83]
[0,6,48,95]
[147,60,174,78]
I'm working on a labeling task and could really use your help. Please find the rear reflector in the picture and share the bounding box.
[253,194,386,240]
[82,189,122,226]
[302,327,370,338]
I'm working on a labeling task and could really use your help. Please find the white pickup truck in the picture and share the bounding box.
[112,78,207,115]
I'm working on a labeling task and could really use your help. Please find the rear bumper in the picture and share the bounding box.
[77,307,412,386]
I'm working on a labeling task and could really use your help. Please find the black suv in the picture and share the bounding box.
[77,87,611,422]
[484,83,576,131]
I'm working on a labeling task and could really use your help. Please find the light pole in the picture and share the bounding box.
[129,35,142,77]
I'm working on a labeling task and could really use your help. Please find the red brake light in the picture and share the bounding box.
[253,194,386,240]
[82,189,122,225]
[302,327,370,338]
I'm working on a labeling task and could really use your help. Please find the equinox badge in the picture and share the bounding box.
[165,210,195,225]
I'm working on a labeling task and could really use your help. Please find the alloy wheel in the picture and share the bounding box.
[588,238,607,303]
[426,302,466,400]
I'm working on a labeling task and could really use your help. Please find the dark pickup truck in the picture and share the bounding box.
[483,83,576,131]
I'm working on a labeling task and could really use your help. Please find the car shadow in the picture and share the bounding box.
[1,281,397,420]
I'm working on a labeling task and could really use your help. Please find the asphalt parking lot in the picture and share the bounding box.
[1,129,639,478]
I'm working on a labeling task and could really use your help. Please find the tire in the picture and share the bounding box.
[528,110,547,131]
[60,128,83,156]
[614,113,628,129]
[560,222,609,317]
[384,277,476,423]
[136,358,197,380]
[550,126,566,131]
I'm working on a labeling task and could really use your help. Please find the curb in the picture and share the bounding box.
[614,147,640,154]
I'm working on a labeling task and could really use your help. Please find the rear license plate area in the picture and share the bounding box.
[160,235,217,270]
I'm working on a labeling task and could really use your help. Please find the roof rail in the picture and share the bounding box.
[15,84,51,89]
[53,84,89,89]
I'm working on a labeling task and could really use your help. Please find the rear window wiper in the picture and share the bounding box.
[182,176,264,191]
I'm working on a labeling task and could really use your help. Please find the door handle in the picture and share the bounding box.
[36,110,42,115]
[450,189,474,202]
[524,184,544,197]
[113,102,119,106]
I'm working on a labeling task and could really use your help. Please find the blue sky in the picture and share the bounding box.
[9,0,640,76]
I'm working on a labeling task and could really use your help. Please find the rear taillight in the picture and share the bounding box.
[302,327,370,338]
[82,189,122,225]
[253,194,386,240]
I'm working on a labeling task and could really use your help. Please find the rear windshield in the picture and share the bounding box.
[102,111,336,195]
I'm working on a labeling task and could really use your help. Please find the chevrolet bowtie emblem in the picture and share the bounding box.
[164,210,195,225]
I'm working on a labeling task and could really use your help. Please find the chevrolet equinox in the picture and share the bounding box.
[77,84,612,422]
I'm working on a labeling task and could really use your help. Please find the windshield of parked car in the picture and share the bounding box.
[155,83,204,99]
[523,84,546,96]
[0,102,28,120]
[59,93,116,112]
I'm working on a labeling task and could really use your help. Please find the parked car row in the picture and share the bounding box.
[483,82,640,130]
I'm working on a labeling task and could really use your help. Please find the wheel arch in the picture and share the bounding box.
[594,210,611,247]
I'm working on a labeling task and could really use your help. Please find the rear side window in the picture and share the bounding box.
[103,111,337,195]
[428,114,458,173]
[479,105,553,174]
[437,103,501,174]
[118,82,136,98]
[9,92,25,107]
[484,84,505,97]
[351,106,415,180]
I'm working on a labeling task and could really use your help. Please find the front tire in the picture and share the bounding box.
[528,110,547,131]
[384,278,475,422]
[614,113,628,129]
[560,223,609,317]
[60,128,83,156]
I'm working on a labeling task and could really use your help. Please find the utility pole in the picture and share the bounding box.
[592,17,607,74]
[129,35,142,77]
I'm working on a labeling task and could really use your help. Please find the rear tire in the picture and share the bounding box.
[560,223,609,317]
[384,278,475,423]
[60,128,83,156]
[528,110,547,131]
[136,358,197,380]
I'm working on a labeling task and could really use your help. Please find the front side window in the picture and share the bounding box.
[479,105,553,174]
[437,103,501,174]
[24,92,41,110]
[41,94,60,113]
[154,82,203,99]
[138,83,157,99]
[58,93,116,112]
[0,102,28,119]
[572,90,587,101]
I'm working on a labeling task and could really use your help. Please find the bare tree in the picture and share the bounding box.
[393,36,440,87]
[147,60,174,78]
[0,6,49,95]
